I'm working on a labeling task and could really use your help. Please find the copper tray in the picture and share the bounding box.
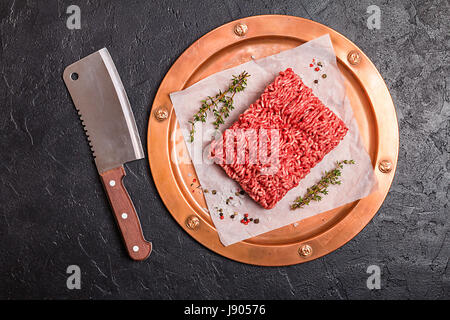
[147,15,399,266]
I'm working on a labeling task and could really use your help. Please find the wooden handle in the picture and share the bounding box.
[100,166,152,261]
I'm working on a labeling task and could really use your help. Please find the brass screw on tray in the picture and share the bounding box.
[347,50,361,65]
[154,106,169,121]
[234,23,248,36]
[378,160,393,173]
[186,215,200,230]
[298,244,313,257]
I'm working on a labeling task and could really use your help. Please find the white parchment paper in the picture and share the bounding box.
[170,35,377,246]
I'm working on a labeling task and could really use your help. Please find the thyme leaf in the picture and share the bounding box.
[290,160,355,210]
[189,71,250,142]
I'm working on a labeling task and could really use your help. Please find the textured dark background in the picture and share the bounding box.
[0,0,448,299]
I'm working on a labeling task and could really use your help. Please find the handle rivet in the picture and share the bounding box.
[186,215,200,230]
[298,244,313,257]
[347,50,361,65]
[132,245,139,252]
[154,107,169,121]
[379,160,393,173]
[109,180,116,187]
[121,213,128,219]
[234,23,248,36]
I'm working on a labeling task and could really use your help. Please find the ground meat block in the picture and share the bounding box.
[210,68,348,209]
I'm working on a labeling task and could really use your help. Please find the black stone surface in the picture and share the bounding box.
[0,0,448,299]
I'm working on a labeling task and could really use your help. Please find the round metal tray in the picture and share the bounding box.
[147,15,399,266]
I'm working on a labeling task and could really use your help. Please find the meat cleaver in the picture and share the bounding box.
[63,48,152,261]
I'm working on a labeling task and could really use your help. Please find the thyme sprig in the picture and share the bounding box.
[188,71,250,142]
[291,160,355,210]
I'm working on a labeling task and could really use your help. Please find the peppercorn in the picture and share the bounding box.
[322,74,327,79]
[212,190,217,195]
[254,219,260,224]
[314,80,318,84]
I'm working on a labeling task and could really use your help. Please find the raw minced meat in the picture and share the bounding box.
[210,68,348,209]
